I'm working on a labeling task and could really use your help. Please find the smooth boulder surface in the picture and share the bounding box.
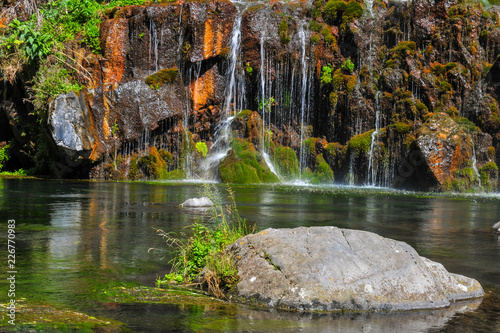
[493,221,500,234]
[180,197,214,207]
[48,91,95,159]
[228,227,483,312]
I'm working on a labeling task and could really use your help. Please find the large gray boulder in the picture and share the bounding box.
[228,227,483,312]
[48,91,95,159]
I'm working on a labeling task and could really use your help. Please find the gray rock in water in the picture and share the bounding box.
[48,91,95,159]
[180,197,214,207]
[493,221,500,233]
[228,227,483,312]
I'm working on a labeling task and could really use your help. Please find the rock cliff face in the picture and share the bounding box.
[1,0,500,191]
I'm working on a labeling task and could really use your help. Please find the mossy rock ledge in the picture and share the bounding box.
[226,226,483,312]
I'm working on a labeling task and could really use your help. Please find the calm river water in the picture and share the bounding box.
[0,178,499,332]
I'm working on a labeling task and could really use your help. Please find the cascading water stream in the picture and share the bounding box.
[470,135,481,189]
[365,0,374,17]
[298,25,309,180]
[199,3,248,180]
[368,92,381,186]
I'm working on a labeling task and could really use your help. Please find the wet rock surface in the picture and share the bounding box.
[228,227,484,312]
[2,0,500,190]
[48,92,96,159]
[492,221,500,234]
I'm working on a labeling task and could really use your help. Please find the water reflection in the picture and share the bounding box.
[1,179,500,332]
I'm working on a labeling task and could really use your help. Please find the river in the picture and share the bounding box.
[0,178,499,332]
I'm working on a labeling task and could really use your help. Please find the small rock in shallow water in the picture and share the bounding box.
[180,197,214,207]
[492,222,500,233]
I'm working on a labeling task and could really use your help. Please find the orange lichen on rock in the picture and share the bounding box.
[100,18,130,88]
[417,113,472,187]
[190,68,216,111]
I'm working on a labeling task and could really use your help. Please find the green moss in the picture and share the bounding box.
[445,62,458,71]
[128,156,140,180]
[137,147,168,179]
[309,19,323,32]
[159,148,173,165]
[389,122,412,135]
[384,59,395,69]
[329,91,338,108]
[348,130,373,156]
[237,109,253,118]
[219,138,279,184]
[431,63,447,76]
[323,0,362,26]
[342,1,363,24]
[452,167,476,192]
[311,33,320,44]
[390,41,417,58]
[314,154,334,183]
[439,81,453,93]
[302,138,317,158]
[455,117,479,133]
[279,18,291,45]
[416,102,429,113]
[323,0,347,26]
[332,69,344,90]
[163,168,186,180]
[220,150,260,184]
[272,145,299,180]
[0,300,124,332]
[145,67,179,89]
[480,161,498,178]
[446,106,459,117]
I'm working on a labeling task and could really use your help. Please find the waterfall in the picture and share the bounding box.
[470,135,481,189]
[368,92,381,186]
[258,32,282,180]
[223,13,245,117]
[365,0,374,17]
[199,5,247,179]
[298,25,309,180]
[199,116,236,180]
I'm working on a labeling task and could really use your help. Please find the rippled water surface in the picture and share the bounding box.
[0,179,499,332]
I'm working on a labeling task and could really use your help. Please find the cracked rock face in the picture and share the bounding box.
[228,226,483,312]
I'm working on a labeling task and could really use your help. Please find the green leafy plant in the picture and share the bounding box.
[321,63,334,85]
[156,184,253,298]
[195,141,208,158]
[111,123,119,136]
[341,58,355,74]
[0,144,10,172]
[29,58,83,114]
[107,0,146,7]
[245,62,253,76]
[259,96,276,113]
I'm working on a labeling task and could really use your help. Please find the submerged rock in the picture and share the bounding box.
[492,221,500,234]
[180,197,214,207]
[228,226,483,312]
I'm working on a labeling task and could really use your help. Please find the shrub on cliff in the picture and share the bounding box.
[323,0,363,26]
[323,0,347,25]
